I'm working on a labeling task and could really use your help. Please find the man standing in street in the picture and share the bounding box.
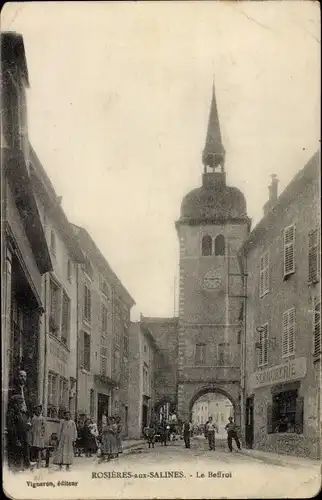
[182,420,191,449]
[225,416,241,452]
[205,416,218,451]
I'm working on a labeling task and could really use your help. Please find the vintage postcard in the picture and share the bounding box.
[1,1,321,498]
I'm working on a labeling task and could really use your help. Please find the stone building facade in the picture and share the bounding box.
[72,226,135,433]
[241,151,321,458]
[175,86,250,425]
[28,147,84,438]
[1,32,52,433]
[128,322,156,438]
[140,316,178,419]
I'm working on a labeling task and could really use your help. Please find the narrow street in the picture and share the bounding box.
[4,439,320,499]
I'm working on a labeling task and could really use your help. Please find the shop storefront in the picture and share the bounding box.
[247,357,320,459]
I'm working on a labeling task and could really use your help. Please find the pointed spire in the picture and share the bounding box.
[202,81,225,171]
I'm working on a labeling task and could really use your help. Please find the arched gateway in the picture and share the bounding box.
[187,385,240,426]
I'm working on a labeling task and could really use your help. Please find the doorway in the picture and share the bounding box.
[142,404,148,433]
[245,396,254,449]
[97,393,109,431]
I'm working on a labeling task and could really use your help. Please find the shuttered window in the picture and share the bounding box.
[283,225,295,277]
[61,292,70,345]
[313,296,321,356]
[308,228,320,284]
[282,308,296,358]
[84,284,91,323]
[258,323,268,366]
[260,251,269,297]
[101,303,108,333]
[100,346,108,376]
[80,331,91,371]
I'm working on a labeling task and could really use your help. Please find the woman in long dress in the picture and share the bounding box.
[110,417,119,458]
[53,411,77,470]
[30,405,46,468]
[100,416,113,461]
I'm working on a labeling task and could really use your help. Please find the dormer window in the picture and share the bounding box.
[202,235,212,256]
[84,258,94,280]
[215,234,225,256]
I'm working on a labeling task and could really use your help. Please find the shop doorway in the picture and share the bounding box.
[245,396,254,449]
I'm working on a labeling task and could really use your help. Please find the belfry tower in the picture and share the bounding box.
[175,84,251,422]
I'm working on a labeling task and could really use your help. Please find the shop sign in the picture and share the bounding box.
[250,357,307,389]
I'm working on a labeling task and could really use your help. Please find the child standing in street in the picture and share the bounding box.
[30,405,46,468]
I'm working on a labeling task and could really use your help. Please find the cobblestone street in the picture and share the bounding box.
[4,438,320,499]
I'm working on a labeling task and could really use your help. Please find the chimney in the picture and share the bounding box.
[263,174,279,215]
[268,174,279,202]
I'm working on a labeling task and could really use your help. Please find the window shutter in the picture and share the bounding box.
[295,397,304,434]
[282,311,289,357]
[263,324,268,364]
[314,296,321,356]
[267,403,273,434]
[309,229,319,284]
[284,225,295,277]
[264,252,269,295]
[79,331,84,368]
[260,255,264,297]
[288,308,295,355]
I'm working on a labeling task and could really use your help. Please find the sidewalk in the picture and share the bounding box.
[239,448,321,469]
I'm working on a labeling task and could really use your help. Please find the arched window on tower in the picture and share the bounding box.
[215,234,225,256]
[202,235,212,256]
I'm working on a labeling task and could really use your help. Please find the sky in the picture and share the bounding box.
[2,1,320,320]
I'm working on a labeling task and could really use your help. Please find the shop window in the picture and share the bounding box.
[267,390,304,434]
[308,228,320,284]
[214,234,225,256]
[202,235,212,256]
[283,224,295,278]
[259,251,269,298]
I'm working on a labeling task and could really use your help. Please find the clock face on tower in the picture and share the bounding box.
[203,270,222,290]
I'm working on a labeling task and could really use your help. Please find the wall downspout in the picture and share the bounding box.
[75,264,79,420]
[42,274,48,409]
[242,249,248,445]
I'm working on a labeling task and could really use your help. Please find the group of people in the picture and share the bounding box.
[6,370,46,472]
[143,420,177,448]
[182,416,241,452]
[6,369,125,472]
[76,415,123,461]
